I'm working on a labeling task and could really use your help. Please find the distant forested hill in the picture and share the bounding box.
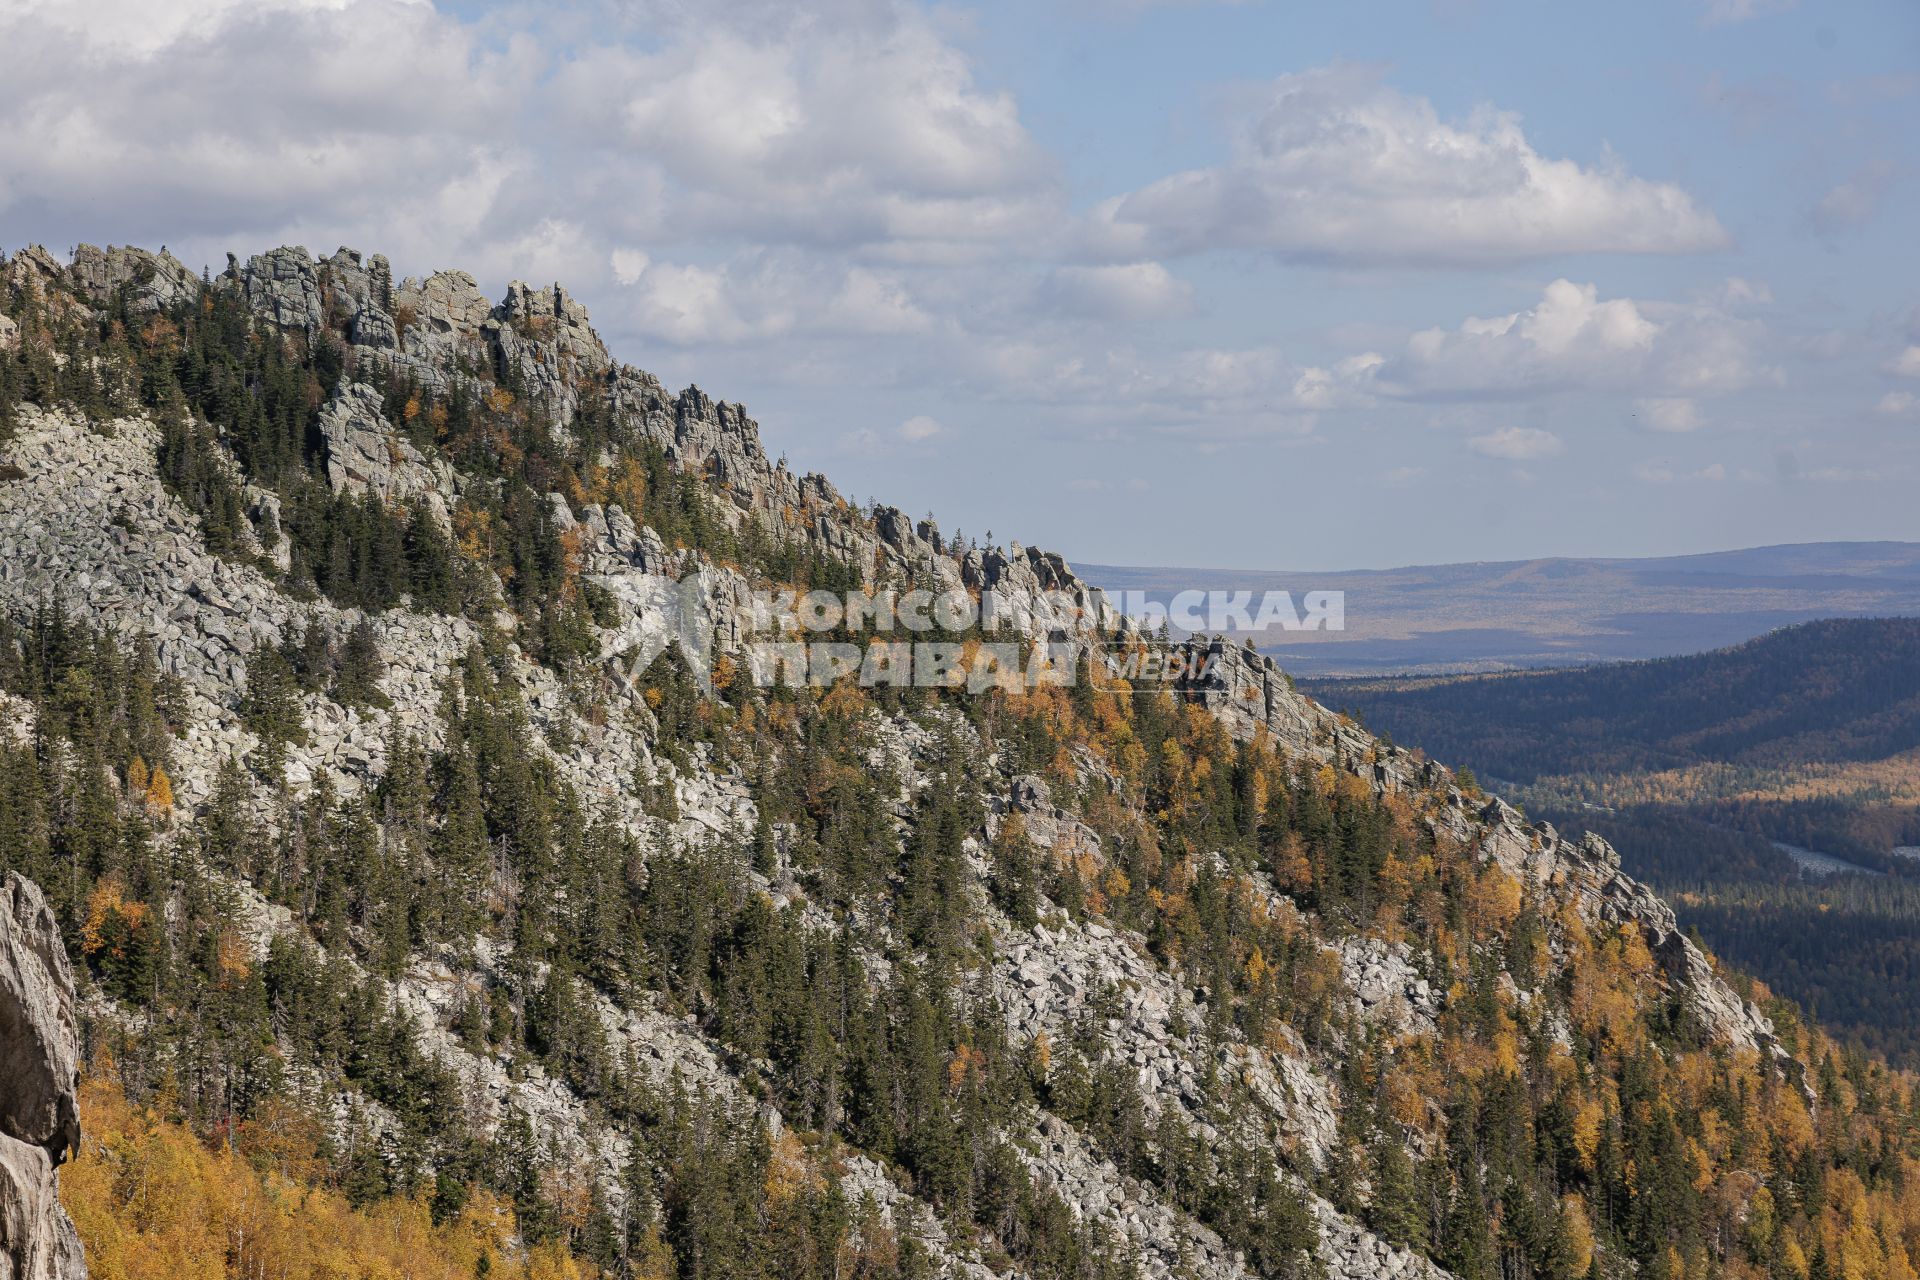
[1308,617,1920,782]
[1307,617,1920,1061]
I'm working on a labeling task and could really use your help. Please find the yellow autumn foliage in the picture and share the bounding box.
[62,1078,588,1280]
[79,881,149,959]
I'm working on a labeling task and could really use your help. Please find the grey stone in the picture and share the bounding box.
[318,383,455,523]
[0,872,86,1280]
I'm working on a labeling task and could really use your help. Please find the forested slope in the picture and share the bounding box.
[4,242,1920,1280]
[1309,621,1920,1061]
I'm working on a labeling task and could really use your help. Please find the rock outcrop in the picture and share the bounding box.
[318,382,456,523]
[0,872,86,1280]
[67,244,198,315]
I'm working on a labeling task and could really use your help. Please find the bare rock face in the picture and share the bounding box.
[232,246,325,334]
[0,872,87,1280]
[320,248,398,351]
[317,382,456,524]
[67,244,198,315]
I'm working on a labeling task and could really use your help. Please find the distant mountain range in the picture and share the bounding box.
[1079,540,1920,677]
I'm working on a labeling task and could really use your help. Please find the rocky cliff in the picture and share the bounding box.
[0,874,86,1280]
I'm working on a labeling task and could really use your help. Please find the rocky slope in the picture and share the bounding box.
[0,242,1829,1280]
[0,873,87,1280]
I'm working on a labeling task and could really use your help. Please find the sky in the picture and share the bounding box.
[1,0,1916,571]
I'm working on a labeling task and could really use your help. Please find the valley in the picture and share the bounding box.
[1309,618,1920,1061]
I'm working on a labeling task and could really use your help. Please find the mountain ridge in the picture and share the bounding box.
[0,240,1909,1280]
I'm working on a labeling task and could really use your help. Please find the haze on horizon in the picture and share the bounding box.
[2,0,1915,572]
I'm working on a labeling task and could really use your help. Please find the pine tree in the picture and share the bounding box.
[1368,1130,1425,1250]
[332,618,388,708]
[241,647,305,779]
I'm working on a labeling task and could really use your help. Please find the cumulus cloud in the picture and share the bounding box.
[898,414,944,442]
[545,5,1060,263]
[1715,277,1773,307]
[1635,398,1704,433]
[1878,391,1917,415]
[1295,280,1773,405]
[1637,460,1730,484]
[0,0,540,263]
[1041,262,1193,321]
[612,252,932,345]
[1886,346,1920,378]
[1092,65,1727,266]
[0,0,1060,276]
[1468,427,1564,461]
[1291,353,1385,409]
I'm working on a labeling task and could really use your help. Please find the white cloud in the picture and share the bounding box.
[1807,162,1901,235]
[1042,262,1193,321]
[1094,65,1727,266]
[1716,277,1773,307]
[1886,346,1920,378]
[549,13,1057,259]
[1297,280,1772,404]
[613,253,931,345]
[1877,391,1917,415]
[610,248,651,286]
[1635,397,1704,433]
[1291,353,1385,409]
[0,0,1061,278]
[838,412,945,457]
[0,0,542,265]
[0,0,367,59]
[1468,427,1564,461]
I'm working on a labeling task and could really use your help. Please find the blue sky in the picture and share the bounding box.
[2,0,1916,570]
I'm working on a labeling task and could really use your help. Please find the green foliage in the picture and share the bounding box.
[240,646,306,779]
